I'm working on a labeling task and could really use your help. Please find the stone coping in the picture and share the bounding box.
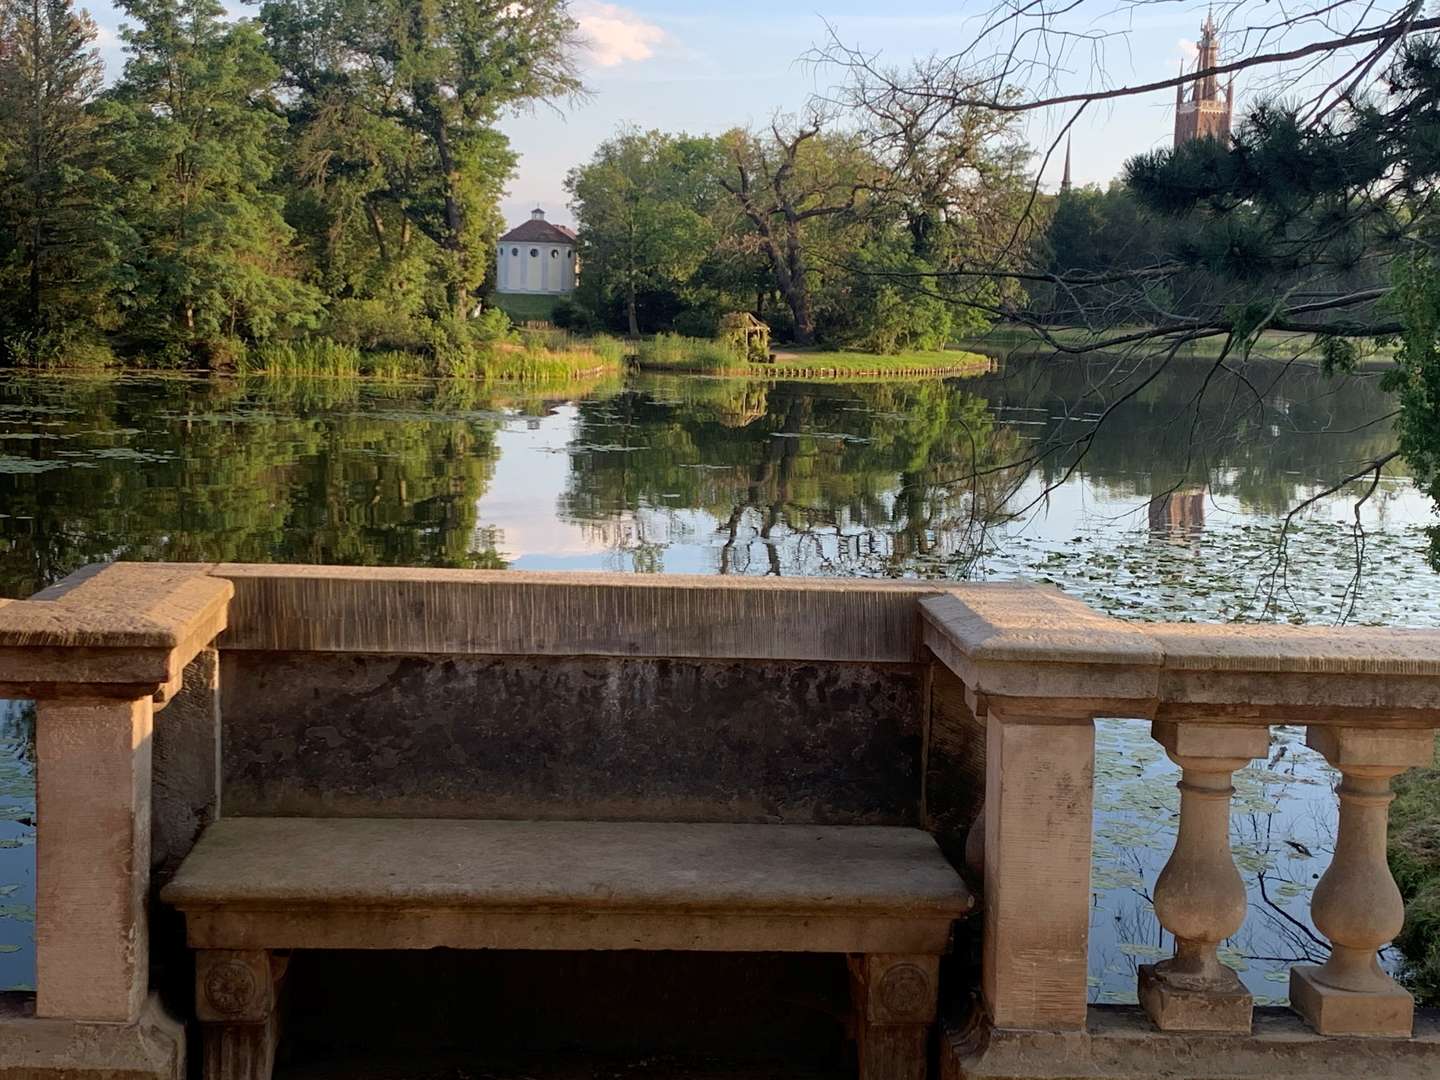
[921,590,1440,723]
[0,563,231,699]
[210,563,948,663]
[5,563,1440,720]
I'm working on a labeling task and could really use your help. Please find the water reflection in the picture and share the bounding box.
[0,358,1422,602]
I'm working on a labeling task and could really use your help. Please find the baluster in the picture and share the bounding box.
[1138,721,1269,1033]
[1289,727,1434,1037]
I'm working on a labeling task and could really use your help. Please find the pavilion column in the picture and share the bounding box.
[1138,721,1269,1033]
[1290,726,1434,1037]
[981,703,1095,1030]
[35,697,155,1022]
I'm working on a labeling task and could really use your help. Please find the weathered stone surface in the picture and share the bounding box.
[163,818,973,956]
[152,647,221,878]
[220,651,924,824]
[0,563,230,699]
[1148,623,1440,675]
[1137,962,1252,1034]
[980,706,1095,1032]
[923,664,985,866]
[943,1005,1440,1080]
[35,698,152,1024]
[1290,965,1414,1038]
[165,818,971,912]
[920,588,1162,713]
[1151,625,1440,721]
[213,564,944,662]
[0,991,184,1080]
[1138,722,1265,1034]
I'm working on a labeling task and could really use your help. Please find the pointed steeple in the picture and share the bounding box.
[1060,136,1073,194]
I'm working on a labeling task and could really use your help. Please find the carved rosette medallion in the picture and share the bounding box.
[204,960,259,1017]
[878,962,932,1021]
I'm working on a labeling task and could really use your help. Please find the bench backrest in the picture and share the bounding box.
[213,567,942,826]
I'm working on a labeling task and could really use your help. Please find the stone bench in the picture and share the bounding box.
[163,817,973,1080]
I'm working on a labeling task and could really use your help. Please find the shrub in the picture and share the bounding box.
[2,327,118,369]
[470,305,513,343]
[552,298,598,332]
[1392,737,1440,1005]
[326,299,427,352]
[671,308,719,339]
[423,317,479,378]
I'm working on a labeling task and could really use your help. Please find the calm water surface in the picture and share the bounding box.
[0,357,1434,1002]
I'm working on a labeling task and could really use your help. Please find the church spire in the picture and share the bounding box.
[1174,10,1233,147]
[1060,136,1072,193]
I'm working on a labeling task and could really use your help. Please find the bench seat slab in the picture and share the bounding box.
[163,818,972,954]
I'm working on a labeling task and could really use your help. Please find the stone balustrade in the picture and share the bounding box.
[922,592,1440,1072]
[0,562,1435,1080]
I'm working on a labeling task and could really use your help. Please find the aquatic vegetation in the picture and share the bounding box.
[242,339,364,378]
[634,333,738,372]
[1391,738,1440,1003]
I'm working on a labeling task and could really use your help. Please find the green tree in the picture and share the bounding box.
[108,0,320,357]
[0,0,112,355]
[261,0,583,319]
[1116,41,1438,565]
[567,129,722,337]
[716,118,881,346]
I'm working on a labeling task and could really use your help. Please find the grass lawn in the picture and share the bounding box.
[490,293,563,324]
[958,324,1396,366]
[636,341,992,379]
[764,348,991,376]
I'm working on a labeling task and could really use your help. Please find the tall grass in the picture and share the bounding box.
[242,329,628,385]
[482,345,611,382]
[588,334,629,367]
[243,339,363,378]
[635,333,737,371]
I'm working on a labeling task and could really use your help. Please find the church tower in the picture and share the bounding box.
[1173,11,1233,146]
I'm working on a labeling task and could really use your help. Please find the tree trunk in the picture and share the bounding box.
[429,106,468,319]
[365,202,389,262]
[784,225,816,345]
[759,238,815,346]
[26,0,42,329]
[627,281,640,338]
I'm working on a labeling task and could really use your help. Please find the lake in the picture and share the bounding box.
[0,355,1434,1004]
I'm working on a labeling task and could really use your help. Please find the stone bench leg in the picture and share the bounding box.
[849,954,939,1080]
[197,950,286,1080]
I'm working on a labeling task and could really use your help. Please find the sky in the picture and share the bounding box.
[79,0,1266,229]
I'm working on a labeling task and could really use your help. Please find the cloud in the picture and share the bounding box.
[575,2,668,68]
[1177,38,1197,61]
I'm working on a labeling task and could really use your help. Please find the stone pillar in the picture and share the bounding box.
[981,705,1094,1030]
[1289,726,1434,1036]
[35,697,154,1022]
[1138,721,1269,1033]
[849,954,939,1080]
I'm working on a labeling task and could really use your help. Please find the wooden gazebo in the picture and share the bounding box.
[718,312,771,363]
